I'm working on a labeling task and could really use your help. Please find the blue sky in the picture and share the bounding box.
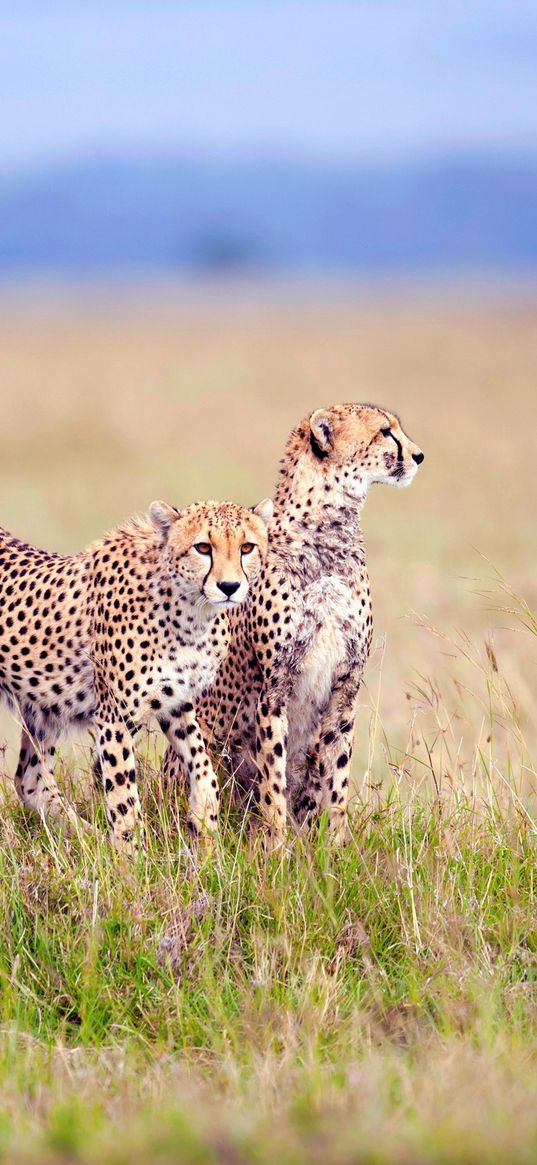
[1,1,537,173]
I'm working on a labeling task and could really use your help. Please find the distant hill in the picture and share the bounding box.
[0,153,536,274]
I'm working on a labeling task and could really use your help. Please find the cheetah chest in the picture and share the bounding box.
[141,643,220,722]
[285,577,365,773]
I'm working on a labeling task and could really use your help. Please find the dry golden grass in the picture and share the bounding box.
[1,286,535,761]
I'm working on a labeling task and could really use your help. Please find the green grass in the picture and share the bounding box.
[0,800,536,1164]
[0,587,536,1164]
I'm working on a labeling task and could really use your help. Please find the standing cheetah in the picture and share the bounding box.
[0,498,271,851]
[164,404,424,846]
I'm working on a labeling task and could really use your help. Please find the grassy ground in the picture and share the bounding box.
[0,285,536,1162]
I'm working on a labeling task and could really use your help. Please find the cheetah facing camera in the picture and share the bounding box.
[0,498,271,852]
[164,403,424,847]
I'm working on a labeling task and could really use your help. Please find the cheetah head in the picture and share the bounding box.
[307,403,424,499]
[149,498,272,611]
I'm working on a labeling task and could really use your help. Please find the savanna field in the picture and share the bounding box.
[0,285,536,1163]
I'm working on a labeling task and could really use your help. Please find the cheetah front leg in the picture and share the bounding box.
[256,690,288,848]
[319,684,359,842]
[294,736,324,829]
[14,727,82,830]
[96,716,143,855]
[296,682,359,843]
[160,704,220,840]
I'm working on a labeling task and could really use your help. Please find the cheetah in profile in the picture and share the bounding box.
[164,404,424,846]
[0,498,271,851]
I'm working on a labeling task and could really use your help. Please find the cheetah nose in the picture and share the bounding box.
[217,580,240,598]
[412,450,425,465]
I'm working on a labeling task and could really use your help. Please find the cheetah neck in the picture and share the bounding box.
[274,448,369,514]
[274,449,366,522]
[271,468,367,580]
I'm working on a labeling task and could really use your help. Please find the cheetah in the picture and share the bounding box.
[0,498,271,852]
[164,404,423,846]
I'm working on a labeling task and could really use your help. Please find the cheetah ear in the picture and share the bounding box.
[149,500,181,538]
[251,498,273,527]
[309,409,333,460]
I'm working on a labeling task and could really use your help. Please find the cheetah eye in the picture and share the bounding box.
[194,542,212,556]
[241,542,255,555]
[380,427,392,437]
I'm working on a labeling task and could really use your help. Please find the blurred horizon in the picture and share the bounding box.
[1,2,536,277]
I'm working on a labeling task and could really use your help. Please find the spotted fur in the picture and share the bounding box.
[0,498,271,852]
[164,404,424,846]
